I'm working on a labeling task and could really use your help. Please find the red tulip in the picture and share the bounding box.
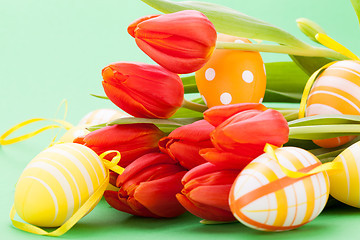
[104,153,187,218]
[159,120,214,169]
[128,10,217,74]
[176,162,239,221]
[102,62,184,119]
[201,103,289,167]
[77,124,165,168]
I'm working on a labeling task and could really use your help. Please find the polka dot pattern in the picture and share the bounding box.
[205,68,215,81]
[220,92,232,104]
[195,34,266,108]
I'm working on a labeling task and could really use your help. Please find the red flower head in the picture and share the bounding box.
[176,162,239,221]
[102,62,184,119]
[159,120,214,170]
[201,103,289,167]
[75,124,165,168]
[128,10,217,74]
[104,153,187,218]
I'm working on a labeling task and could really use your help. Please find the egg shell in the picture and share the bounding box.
[14,143,107,227]
[306,60,360,148]
[195,36,266,108]
[78,108,130,126]
[229,147,329,231]
[329,141,360,207]
[57,125,91,144]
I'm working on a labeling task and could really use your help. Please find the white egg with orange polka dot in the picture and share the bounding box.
[195,34,266,108]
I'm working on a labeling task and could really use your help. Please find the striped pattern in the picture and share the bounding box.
[330,141,360,208]
[78,109,129,126]
[306,60,360,148]
[229,147,329,231]
[14,143,107,227]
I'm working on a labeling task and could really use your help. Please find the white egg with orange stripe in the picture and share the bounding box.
[229,147,329,231]
[305,60,360,148]
[14,143,108,227]
[329,140,360,207]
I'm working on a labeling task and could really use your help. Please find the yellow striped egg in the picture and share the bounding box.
[329,141,360,207]
[306,60,360,148]
[78,108,130,126]
[229,147,329,231]
[14,143,107,227]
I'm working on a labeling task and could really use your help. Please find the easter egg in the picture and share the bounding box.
[229,147,329,231]
[195,34,266,108]
[306,60,360,148]
[329,141,360,207]
[57,125,91,144]
[14,143,107,227]
[78,108,130,126]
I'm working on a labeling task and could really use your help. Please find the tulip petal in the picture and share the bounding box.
[181,162,234,184]
[127,14,160,37]
[134,171,187,218]
[200,148,257,168]
[176,193,236,221]
[135,38,210,74]
[187,185,232,211]
[166,120,215,142]
[166,141,207,169]
[219,109,289,146]
[204,103,268,127]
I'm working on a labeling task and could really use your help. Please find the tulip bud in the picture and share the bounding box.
[296,18,326,43]
[104,153,187,218]
[102,62,184,119]
[77,124,165,167]
[128,10,217,74]
[176,162,239,221]
[159,120,214,169]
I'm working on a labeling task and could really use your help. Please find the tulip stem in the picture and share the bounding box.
[216,41,349,60]
[182,99,208,113]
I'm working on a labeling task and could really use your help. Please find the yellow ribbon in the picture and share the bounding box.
[316,33,360,61]
[10,150,124,236]
[298,62,336,118]
[0,99,74,145]
[264,144,343,178]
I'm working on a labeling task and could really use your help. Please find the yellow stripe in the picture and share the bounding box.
[301,176,315,224]
[344,149,360,205]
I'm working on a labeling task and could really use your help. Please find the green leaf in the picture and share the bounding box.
[288,114,360,127]
[140,0,309,48]
[289,55,333,75]
[351,0,360,26]
[87,123,107,132]
[181,74,199,93]
[283,138,319,150]
[170,106,204,118]
[289,124,360,140]
[90,94,109,100]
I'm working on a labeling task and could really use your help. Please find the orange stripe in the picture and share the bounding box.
[235,208,307,231]
[311,85,360,111]
[234,162,321,212]
[324,68,360,87]
[276,149,304,171]
[307,92,360,114]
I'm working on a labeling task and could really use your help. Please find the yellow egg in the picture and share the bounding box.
[57,125,90,144]
[14,143,107,227]
[229,147,329,231]
[195,34,266,108]
[329,141,360,207]
[78,108,130,126]
[306,60,360,148]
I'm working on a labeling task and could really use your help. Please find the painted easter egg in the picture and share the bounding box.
[306,60,360,148]
[78,108,130,126]
[229,147,329,231]
[195,34,266,108]
[14,143,107,227]
[329,140,360,207]
[57,125,91,144]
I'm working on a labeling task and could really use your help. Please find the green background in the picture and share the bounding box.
[1,0,360,239]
